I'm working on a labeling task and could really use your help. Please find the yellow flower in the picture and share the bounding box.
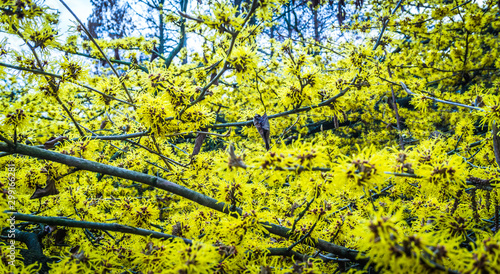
[59,57,85,82]
[334,145,391,196]
[1,107,30,132]
[228,46,258,81]
[478,94,500,129]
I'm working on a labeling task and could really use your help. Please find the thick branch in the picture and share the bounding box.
[0,142,363,262]
[7,212,192,244]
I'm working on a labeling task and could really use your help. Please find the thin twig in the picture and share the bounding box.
[277,116,300,143]
[151,134,174,170]
[123,139,187,168]
[58,0,135,106]
[387,67,404,149]
[0,61,62,78]
[291,197,315,233]
[373,0,404,51]
[288,219,319,251]
[210,79,353,128]
[76,130,151,141]
[400,82,484,111]
[55,95,85,136]
[178,0,260,117]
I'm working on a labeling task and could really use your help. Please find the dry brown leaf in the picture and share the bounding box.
[30,176,59,199]
[253,113,271,151]
[44,225,56,234]
[216,244,237,257]
[228,144,247,169]
[100,119,108,130]
[43,136,68,149]
[53,229,67,245]
[150,46,159,62]
[70,245,88,263]
[493,122,500,167]
[172,222,182,237]
[144,242,160,255]
[192,127,207,156]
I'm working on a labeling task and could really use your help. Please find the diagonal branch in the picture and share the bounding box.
[164,0,188,68]
[58,0,135,107]
[0,61,62,78]
[0,141,363,263]
[373,0,404,51]
[177,0,261,118]
[13,28,86,137]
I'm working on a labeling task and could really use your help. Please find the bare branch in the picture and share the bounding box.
[59,0,135,106]
[400,82,484,111]
[7,212,192,244]
[0,142,364,262]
